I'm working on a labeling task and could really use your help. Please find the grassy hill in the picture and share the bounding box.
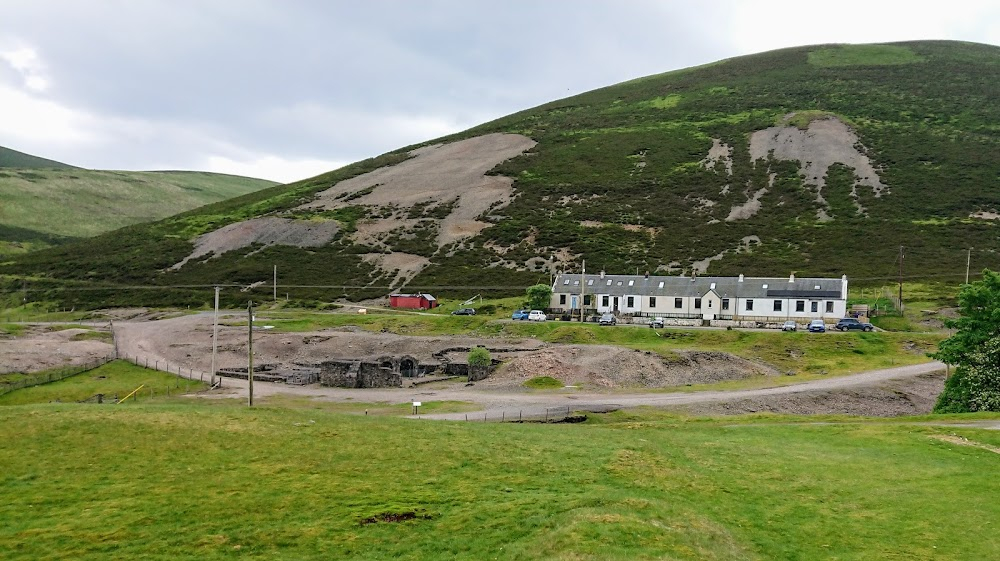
[0,162,277,255]
[0,379,997,559]
[3,40,1000,308]
[0,145,75,169]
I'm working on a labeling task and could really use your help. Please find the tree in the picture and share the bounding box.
[525,284,553,310]
[934,336,1000,413]
[932,269,1000,366]
[931,269,1000,412]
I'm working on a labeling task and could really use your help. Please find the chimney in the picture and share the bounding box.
[738,274,744,282]
[644,271,649,279]
[789,273,795,283]
[600,270,605,279]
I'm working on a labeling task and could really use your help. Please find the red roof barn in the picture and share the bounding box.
[389,293,438,310]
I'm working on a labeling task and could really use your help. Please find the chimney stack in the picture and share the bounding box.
[644,271,649,279]
[789,273,795,283]
[600,270,605,279]
[738,274,744,282]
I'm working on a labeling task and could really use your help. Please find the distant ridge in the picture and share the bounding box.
[5,40,1000,309]
[0,146,77,170]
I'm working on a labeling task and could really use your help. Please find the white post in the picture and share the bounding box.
[210,286,219,386]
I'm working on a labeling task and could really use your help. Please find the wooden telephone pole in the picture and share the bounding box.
[897,246,904,316]
[247,300,254,407]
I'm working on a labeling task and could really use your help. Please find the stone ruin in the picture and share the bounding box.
[216,364,320,385]
[219,347,509,389]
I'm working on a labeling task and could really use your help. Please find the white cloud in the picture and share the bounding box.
[203,154,347,184]
[723,0,1000,54]
[0,44,50,92]
[0,84,95,146]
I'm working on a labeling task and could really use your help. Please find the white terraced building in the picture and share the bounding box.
[549,272,848,322]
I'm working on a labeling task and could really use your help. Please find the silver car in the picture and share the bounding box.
[781,320,797,332]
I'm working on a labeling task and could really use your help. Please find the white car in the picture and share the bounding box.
[527,310,547,321]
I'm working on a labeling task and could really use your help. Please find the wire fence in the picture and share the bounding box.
[0,355,116,397]
[446,406,584,423]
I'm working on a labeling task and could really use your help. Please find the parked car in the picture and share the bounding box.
[511,309,529,320]
[452,308,476,316]
[649,317,665,328]
[527,310,547,321]
[599,313,616,326]
[835,317,874,332]
[807,319,826,333]
[781,320,797,332]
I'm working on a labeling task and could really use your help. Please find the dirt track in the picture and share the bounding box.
[100,313,948,418]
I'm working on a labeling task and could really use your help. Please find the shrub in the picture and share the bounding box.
[468,347,491,367]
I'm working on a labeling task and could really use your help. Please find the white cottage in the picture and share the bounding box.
[550,272,848,322]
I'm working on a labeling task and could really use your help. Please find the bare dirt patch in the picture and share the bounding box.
[488,347,776,389]
[304,133,536,250]
[172,217,339,269]
[673,371,945,417]
[0,325,114,374]
[749,116,886,218]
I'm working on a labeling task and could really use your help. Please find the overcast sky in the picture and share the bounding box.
[1,1,997,183]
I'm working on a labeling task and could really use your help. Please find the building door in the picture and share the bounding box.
[613,297,620,312]
[571,296,578,310]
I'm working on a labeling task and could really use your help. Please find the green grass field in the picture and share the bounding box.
[0,168,276,253]
[0,399,997,560]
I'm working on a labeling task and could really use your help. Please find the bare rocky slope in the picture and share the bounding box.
[6,41,1000,308]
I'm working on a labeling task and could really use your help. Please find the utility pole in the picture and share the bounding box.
[966,248,972,285]
[210,286,220,386]
[247,300,254,407]
[897,246,904,316]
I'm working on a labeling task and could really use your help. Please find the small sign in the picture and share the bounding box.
[412,401,422,407]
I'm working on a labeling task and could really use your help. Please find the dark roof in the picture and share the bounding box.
[552,274,845,299]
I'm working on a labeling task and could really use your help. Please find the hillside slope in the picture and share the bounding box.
[4,40,1000,308]
[0,146,76,169]
[0,167,277,255]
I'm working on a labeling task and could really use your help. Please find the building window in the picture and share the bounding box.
[774,300,782,312]
[563,279,570,285]
[826,301,834,313]
[602,295,609,307]
[559,294,566,305]
[811,301,818,313]
[694,298,702,309]
[628,280,634,286]
[583,295,591,305]
[649,297,657,308]
[708,300,712,308]
[722,299,730,310]
[674,298,682,309]
[746,299,754,311]
[796,300,805,312]
[627,296,634,308]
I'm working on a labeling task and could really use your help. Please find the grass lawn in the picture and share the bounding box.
[0,403,997,560]
[0,361,207,406]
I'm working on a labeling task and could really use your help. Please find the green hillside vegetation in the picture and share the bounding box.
[0,168,277,255]
[4,41,1000,308]
[0,145,75,169]
[1,401,998,559]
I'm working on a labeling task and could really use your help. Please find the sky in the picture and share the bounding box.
[1,1,998,183]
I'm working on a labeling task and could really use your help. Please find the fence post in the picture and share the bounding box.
[502,411,505,422]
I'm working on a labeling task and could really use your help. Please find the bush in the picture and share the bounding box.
[468,347,491,367]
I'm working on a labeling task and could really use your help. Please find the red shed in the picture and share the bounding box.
[389,293,438,310]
